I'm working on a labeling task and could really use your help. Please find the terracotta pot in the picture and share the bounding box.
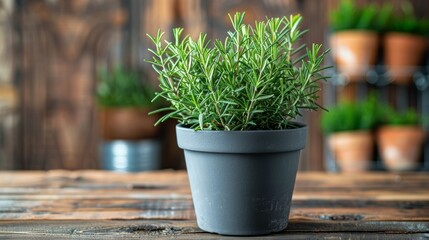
[377,126,426,171]
[328,131,374,172]
[330,31,379,82]
[100,108,159,140]
[384,33,428,84]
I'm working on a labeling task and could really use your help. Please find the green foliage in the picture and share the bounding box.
[97,66,156,108]
[321,95,379,134]
[329,0,390,32]
[331,1,429,35]
[381,107,421,126]
[387,1,429,36]
[147,12,329,131]
[377,4,395,33]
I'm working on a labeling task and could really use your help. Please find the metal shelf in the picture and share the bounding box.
[326,66,429,90]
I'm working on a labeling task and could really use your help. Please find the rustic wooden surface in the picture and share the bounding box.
[0,170,428,239]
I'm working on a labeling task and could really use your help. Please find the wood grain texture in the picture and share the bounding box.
[0,170,428,238]
[0,220,428,239]
[16,0,125,170]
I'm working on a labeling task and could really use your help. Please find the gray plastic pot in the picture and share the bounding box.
[176,123,307,236]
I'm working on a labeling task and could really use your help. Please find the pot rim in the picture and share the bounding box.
[378,125,425,131]
[176,123,307,153]
[384,32,428,39]
[176,122,306,133]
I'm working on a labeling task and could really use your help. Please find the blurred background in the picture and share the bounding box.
[0,0,428,172]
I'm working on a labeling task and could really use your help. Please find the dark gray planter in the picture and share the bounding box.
[176,124,307,236]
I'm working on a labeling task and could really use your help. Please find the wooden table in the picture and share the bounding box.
[0,170,428,239]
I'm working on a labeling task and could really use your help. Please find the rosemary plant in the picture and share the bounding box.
[147,12,329,131]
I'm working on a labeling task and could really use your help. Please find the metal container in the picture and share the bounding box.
[101,140,161,172]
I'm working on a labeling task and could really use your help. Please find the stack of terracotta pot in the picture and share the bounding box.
[96,66,160,140]
[321,97,379,173]
[323,99,427,173]
[384,33,427,84]
[328,131,374,172]
[326,1,428,172]
[377,109,426,171]
[96,66,161,171]
[330,1,429,84]
[329,1,380,82]
[330,31,379,82]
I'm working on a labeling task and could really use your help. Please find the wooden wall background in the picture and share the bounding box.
[2,0,428,170]
[0,0,15,170]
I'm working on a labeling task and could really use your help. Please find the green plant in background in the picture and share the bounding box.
[377,3,395,33]
[321,95,379,134]
[387,1,429,36]
[381,107,421,126]
[329,0,392,32]
[147,12,329,131]
[97,66,156,108]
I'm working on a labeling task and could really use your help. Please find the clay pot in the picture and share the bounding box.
[384,33,428,84]
[328,131,374,172]
[330,31,379,82]
[100,108,159,140]
[377,126,426,171]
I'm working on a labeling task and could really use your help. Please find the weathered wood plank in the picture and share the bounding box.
[0,220,428,239]
[0,170,428,237]
[0,232,426,240]
[0,171,428,221]
[2,170,429,187]
[0,198,428,221]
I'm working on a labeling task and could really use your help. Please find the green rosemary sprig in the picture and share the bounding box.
[147,12,329,130]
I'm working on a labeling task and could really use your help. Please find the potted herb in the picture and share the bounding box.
[329,0,390,81]
[321,96,379,172]
[147,13,329,235]
[97,66,159,140]
[377,108,426,171]
[384,1,429,84]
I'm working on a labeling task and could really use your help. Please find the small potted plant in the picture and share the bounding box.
[147,13,329,235]
[97,66,159,140]
[383,1,429,84]
[97,66,162,172]
[329,0,390,82]
[377,108,426,171]
[321,96,379,172]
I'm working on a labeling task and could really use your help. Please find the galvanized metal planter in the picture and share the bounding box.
[101,140,161,172]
